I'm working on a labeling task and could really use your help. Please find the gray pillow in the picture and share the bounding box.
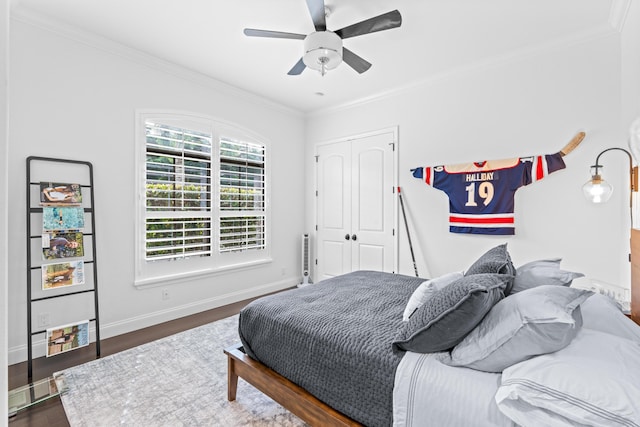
[512,258,584,294]
[393,273,510,353]
[465,243,516,295]
[447,285,593,372]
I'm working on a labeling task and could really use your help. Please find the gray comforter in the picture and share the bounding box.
[238,270,424,427]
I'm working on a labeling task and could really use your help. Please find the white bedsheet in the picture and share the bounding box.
[393,351,516,427]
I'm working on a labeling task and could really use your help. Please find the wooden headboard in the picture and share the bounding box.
[631,228,640,322]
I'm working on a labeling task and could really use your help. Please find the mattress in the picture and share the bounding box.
[393,351,515,427]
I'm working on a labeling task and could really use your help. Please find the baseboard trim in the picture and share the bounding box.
[8,278,296,364]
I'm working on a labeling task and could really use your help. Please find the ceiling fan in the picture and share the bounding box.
[243,0,402,76]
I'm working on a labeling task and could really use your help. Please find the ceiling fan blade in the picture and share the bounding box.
[335,10,402,39]
[287,58,307,75]
[305,0,326,31]
[342,48,372,74]
[244,28,306,40]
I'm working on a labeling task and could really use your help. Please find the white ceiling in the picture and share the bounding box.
[10,0,618,113]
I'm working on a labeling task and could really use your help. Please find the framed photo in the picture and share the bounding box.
[39,182,82,206]
[42,231,84,260]
[41,261,85,290]
[46,320,90,357]
[42,206,85,231]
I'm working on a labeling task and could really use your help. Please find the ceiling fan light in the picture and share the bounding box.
[303,31,343,75]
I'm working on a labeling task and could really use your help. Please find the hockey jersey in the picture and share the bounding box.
[412,153,565,235]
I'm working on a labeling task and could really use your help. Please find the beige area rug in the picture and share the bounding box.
[59,314,307,426]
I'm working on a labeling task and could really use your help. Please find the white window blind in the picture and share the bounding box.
[145,121,212,261]
[219,138,266,252]
[137,111,270,286]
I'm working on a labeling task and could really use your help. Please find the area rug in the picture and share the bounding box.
[59,314,307,426]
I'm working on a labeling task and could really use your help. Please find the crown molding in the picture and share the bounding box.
[609,0,632,32]
[309,23,616,118]
[9,5,304,118]
[10,3,622,119]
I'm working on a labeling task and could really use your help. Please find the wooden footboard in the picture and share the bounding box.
[224,343,362,427]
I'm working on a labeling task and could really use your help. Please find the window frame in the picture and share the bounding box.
[134,110,271,288]
[218,137,267,253]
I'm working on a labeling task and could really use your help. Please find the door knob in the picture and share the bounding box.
[351,234,357,241]
[345,234,351,240]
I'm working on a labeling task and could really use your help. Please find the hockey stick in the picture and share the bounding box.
[559,131,585,157]
[398,187,419,277]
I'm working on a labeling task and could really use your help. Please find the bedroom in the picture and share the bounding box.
[1,0,640,425]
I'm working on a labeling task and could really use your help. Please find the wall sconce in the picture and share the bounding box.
[582,140,638,224]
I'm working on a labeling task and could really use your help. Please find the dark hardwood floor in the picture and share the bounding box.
[8,297,257,426]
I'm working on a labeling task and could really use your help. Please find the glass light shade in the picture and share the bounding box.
[303,31,343,75]
[630,117,640,163]
[582,175,613,203]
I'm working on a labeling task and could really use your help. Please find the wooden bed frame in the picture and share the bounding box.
[226,228,640,425]
[224,343,361,426]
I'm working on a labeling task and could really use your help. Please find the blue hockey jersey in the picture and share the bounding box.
[412,153,565,235]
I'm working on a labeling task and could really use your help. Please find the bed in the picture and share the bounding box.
[225,240,640,427]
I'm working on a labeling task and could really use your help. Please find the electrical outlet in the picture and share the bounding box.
[37,313,50,328]
[162,288,170,300]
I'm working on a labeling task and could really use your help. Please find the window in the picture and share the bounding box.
[145,121,212,261]
[219,138,266,252]
[135,111,269,287]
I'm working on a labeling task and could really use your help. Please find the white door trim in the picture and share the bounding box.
[313,126,399,282]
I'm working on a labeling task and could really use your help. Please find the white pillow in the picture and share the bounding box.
[511,258,583,294]
[448,285,591,372]
[580,292,640,342]
[402,271,463,321]
[495,329,640,427]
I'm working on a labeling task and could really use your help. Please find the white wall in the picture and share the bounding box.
[622,0,640,145]
[7,6,638,370]
[305,30,634,288]
[1,0,9,421]
[7,17,306,363]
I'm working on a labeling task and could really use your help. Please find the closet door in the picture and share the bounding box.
[316,130,396,281]
[351,133,395,273]
[316,142,352,279]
